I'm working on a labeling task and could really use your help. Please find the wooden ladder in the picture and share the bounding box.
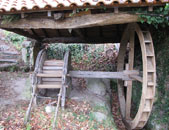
[25,50,70,129]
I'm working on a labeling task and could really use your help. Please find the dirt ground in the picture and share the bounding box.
[0,72,126,130]
[0,72,31,108]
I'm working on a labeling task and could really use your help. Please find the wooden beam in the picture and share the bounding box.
[42,37,119,43]
[0,13,138,29]
[129,75,143,83]
[125,30,135,120]
[68,70,139,80]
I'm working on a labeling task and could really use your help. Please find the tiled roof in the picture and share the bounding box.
[0,0,168,13]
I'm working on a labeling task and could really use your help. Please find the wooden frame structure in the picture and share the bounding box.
[0,0,164,129]
[25,49,70,128]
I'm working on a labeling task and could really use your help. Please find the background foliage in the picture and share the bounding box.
[4,31,26,50]
[147,29,169,128]
[138,3,169,28]
[47,43,118,71]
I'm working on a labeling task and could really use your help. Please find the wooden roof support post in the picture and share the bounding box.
[47,11,52,17]
[21,13,25,19]
[33,42,42,67]
[148,6,153,12]
[114,7,119,14]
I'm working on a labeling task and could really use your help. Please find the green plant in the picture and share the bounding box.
[78,114,87,122]
[4,31,26,50]
[26,123,31,130]
[69,8,89,17]
[138,4,169,28]
[2,14,20,24]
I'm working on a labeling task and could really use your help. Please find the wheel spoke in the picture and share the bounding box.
[125,30,135,120]
[130,75,143,83]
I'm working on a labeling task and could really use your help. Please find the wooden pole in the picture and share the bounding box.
[125,30,135,120]
[33,42,41,67]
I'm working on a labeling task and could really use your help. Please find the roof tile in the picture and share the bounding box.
[0,0,168,13]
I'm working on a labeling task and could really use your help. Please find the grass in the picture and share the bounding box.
[26,123,31,130]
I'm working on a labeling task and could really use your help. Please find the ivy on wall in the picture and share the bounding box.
[138,4,169,28]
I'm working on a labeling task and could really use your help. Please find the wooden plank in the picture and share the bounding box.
[147,82,154,86]
[37,73,62,77]
[129,75,143,83]
[69,71,138,80]
[37,84,61,89]
[124,64,129,87]
[140,112,148,121]
[0,13,138,29]
[42,70,62,74]
[44,60,64,66]
[42,81,62,85]
[42,78,62,82]
[43,66,63,70]
[0,59,18,63]
[45,60,63,63]
[123,70,139,75]
[61,51,70,109]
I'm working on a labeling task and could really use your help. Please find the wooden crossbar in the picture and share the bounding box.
[68,70,139,81]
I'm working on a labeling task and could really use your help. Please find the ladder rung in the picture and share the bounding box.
[146,53,154,57]
[37,84,62,89]
[145,96,154,99]
[43,66,63,70]
[37,73,62,78]
[42,78,62,82]
[42,81,62,85]
[137,121,146,128]
[144,40,151,43]
[148,82,154,86]
[143,107,151,112]
[44,60,64,66]
[43,70,62,74]
[147,70,155,72]
[36,95,59,99]
[140,117,147,122]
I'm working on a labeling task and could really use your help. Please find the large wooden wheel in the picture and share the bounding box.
[117,23,156,129]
